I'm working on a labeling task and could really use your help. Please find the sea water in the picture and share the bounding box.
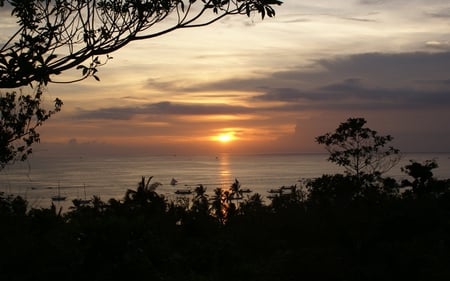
[1,153,449,209]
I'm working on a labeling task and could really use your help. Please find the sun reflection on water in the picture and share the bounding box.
[218,153,232,188]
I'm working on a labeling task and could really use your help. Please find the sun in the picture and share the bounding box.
[218,134,232,143]
[214,133,234,143]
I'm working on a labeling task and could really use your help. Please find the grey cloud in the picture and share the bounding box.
[319,80,450,107]
[75,107,137,120]
[317,52,450,78]
[121,96,151,102]
[253,88,314,102]
[145,101,249,115]
[320,78,364,92]
[359,0,387,4]
[339,16,376,22]
[280,18,311,24]
[253,76,450,111]
[148,52,450,94]
[145,75,271,95]
[299,13,378,23]
[145,78,181,91]
[426,8,450,19]
[266,52,450,90]
[75,101,252,120]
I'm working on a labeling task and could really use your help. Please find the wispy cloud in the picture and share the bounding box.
[75,102,253,120]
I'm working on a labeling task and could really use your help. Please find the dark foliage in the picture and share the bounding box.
[1,167,450,281]
[316,117,401,177]
[0,87,62,169]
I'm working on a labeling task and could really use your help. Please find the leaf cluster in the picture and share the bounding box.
[0,87,62,169]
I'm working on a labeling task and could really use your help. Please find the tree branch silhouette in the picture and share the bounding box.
[0,0,283,88]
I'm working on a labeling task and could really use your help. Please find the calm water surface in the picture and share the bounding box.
[1,153,449,209]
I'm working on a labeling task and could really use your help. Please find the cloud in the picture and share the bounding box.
[315,52,450,83]
[75,101,253,120]
[252,81,450,111]
[279,17,311,24]
[338,16,377,22]
[133,51,450,114]
[426,8,450,19]
[425,41,450,51]
[183,51,450,111]
[204,52,450,91]
[359,0,387,4]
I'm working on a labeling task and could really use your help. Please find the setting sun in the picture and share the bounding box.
[213,132,235,143]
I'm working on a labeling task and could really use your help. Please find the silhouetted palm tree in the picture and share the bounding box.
[230,178,242,200]
[211,188,228,224]
[124,176,162,204]
[192,184,209,215]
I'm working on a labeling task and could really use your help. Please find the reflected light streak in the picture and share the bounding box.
[218,153,232,188]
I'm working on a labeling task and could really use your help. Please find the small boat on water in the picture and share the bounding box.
[51,195,66,201]
[51,184,66,201]
[175,189,192,195]
[73,184,91,205]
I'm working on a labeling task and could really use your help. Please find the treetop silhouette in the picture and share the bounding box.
[316,117,401,177]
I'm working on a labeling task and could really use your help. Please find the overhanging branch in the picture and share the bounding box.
[0,0,283,89]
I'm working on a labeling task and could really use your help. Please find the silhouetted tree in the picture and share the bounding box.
[123,176,165,212]
[211,187,228,224]
[307,174,359,208]
[0,192,27,216]
[401,160,437,189]
[239,193,265,215]
[269,185,306,211]
[401,159,449,197]
[230,178,243,200]
[316,117,400,178]
[191,184,209,215]
[0,86,62,169]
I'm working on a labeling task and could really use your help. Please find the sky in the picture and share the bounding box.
[2,0,450,156]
